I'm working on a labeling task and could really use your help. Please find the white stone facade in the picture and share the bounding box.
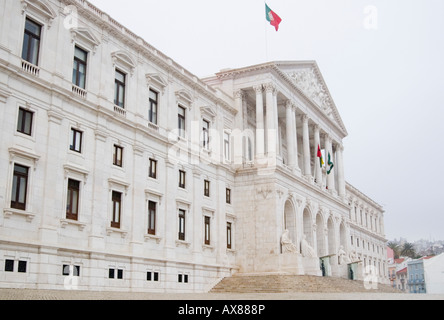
[0,0,388,292]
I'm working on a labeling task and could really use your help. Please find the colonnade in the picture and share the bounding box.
[235,83,346,198]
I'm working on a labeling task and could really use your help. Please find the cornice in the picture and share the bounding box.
[215,61,348,138]
[61,0,236,116]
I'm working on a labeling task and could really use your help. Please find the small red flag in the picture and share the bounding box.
[265,4,282,31]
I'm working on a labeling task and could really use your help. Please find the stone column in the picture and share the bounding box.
[285,101,296,169]
[336,143,346,198]
[292,106,300,172]
[234,90,245,165]
[254,85,265,159]
[302,115,312,177]
[314,125,322,185]
[265,83,277,158]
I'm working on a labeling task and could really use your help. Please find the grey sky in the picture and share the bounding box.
[88,0,444,242]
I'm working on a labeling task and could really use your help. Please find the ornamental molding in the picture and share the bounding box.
[70,28,101,54]
[287,68,334,118]
[21,0,57,27]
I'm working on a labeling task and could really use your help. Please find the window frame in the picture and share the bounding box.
[149,89,159,125]
[227,222,233,250]
[148,200,157,235]
[11,164,29,211]
[204,180,210,197]
[22,17,42,66]
[114,69,126,109]
[149,158,157,179]
[178,105,186,138]
[66,178,81,221]
[179,170,186,189]
[69,128,83,153]
[113,145,124,168]
[111,191,122,229]
[204,216,211,246]
[226,188,231,204]
[178,209,186,241]
[202,119,210,150]
[17,107,34,136]
[72,45,88,89]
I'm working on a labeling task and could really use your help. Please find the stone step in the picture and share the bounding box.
[211,275,401,294]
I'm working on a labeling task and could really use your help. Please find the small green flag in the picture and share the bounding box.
[327,152,334,175]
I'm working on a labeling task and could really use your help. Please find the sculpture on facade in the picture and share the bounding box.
[338,245,351,265]
[301,234,316,258]
[281,230,298,254]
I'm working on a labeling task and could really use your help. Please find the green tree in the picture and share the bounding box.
[401,242,416,258]
[388,241,401,259]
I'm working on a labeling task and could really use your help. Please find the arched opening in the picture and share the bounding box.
[339,222,347,250]
[284,200,297,243]
[316,213,325,257]
[327,217,336,256]
[302,208,313,247]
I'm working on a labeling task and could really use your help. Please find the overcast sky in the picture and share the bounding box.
[88,0,444,242]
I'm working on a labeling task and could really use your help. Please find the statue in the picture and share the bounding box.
[338,246,351,265]
[281,230,298,254]
[301,234,316,258]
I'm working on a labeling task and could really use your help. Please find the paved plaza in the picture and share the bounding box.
[0,288,442,300]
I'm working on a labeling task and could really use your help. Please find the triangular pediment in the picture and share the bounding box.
[22,0,57,21]
[111,51,136,74]
[71,28,101,51]
[146,73,168,92]
[274,61,348,136]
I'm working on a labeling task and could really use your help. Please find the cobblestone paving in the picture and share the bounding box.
[0,289,443,300]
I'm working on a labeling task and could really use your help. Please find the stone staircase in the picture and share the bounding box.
[211,274,401,294]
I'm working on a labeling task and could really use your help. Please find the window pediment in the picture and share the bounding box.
[71,28,101,53]
[146,73,168,93]
[175,89,193,107]
[200,106,217,121]
[21,0,57,26]
[111,51,136,75]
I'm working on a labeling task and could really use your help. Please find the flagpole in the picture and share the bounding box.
[264,2,269,62]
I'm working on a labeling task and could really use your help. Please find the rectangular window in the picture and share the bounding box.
[63,265,80,277]
[179,170,186,189]
[178,106,186,138]
[108,268,115,279]
[227,222,232,249]
[224,132,230,161]
[5,260,14,272]
[226,188,231,204]
[149,159,157,179]
[149,89,158,125]
[147,271,159,282]
[202,120,210,149]
[148,201,156,235]
[17,108,34,136]
[18,261,27,273]
[22,18,41,65]
[114,69,126,108]
[178,209,186,241]
[113,145,123,167]
[66,179,80,221]
[72,46,87,89]
[111,191,122,229]
[204,180,210,197]
[70,128,83,153]
[204,216,211,245]
[11,164,29,211]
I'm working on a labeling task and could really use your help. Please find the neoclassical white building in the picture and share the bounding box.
[0,0,388,293]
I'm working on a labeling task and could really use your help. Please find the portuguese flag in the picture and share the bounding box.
[265,3,282,31]
[317,145,324,168]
